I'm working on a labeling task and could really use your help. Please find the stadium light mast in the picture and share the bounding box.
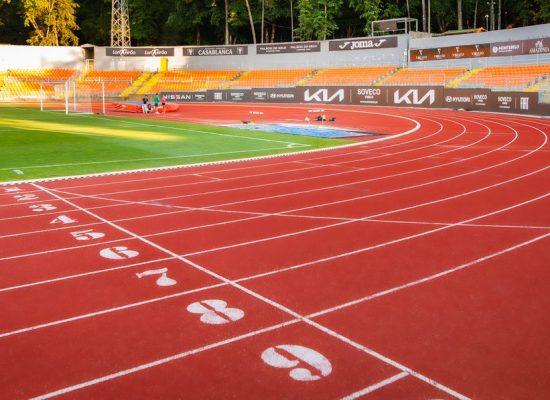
[111,0,131,47]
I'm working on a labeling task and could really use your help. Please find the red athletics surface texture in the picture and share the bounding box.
[1,104,549,399]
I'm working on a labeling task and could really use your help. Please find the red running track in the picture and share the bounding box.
[0,104,549,400]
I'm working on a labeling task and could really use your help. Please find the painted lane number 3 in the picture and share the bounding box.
[261,345,332,382]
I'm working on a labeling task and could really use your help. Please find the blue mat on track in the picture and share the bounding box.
[229,123,374,138]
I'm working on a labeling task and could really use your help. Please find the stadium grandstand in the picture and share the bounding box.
[1,14,549,400]
[0,23,548,111]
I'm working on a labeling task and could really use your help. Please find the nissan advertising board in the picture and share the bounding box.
[161,92,206,102]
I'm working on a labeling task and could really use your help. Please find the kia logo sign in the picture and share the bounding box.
[394,89,435,105]
[304,88,345,103]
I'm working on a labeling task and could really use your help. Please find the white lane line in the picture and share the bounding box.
[340,372,409,399]
[0,280,227,339]
[31,182,468,400]
[0,256,175,293]
[29,319,301,400]
[308,231,550,320]
[2,158,546,263]
[1,113,544,264]
[233,190,550,285]
[21,110,425,193]
[0,115,429,207]
[0,146,296,172]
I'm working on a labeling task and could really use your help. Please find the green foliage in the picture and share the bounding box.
[22,0,79,45]
[296,0,343,40]
[349,0,381,34]
[1,0,549,46]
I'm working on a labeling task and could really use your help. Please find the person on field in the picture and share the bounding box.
[161,94,167,113]
[154,93,160,113]
[142,95,149,114]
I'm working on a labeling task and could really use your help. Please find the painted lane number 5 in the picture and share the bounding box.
[261,345,332,382]
[70,229,105,241]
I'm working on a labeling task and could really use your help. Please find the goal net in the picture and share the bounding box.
[40,80,104,115]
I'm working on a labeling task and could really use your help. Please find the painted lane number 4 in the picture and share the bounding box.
[14,194,39,201]
[187,300,245,325]
[261,345,332,382]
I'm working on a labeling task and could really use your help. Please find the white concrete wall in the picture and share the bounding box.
[0,45,84,71]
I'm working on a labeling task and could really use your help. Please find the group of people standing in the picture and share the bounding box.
[141,93,167,114]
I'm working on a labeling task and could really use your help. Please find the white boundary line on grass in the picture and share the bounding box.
[0,110,421,186]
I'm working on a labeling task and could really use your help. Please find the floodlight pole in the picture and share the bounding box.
[40,83,44,112]
[73,81,77,112]
[65,81,69,115]
[102,81,106,115]
[111,0,131,47]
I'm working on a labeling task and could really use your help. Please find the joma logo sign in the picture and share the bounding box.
[394,89,435,105]
[304,89,345,103]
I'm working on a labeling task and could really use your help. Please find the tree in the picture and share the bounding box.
[296,0,343,40]
[22,0,79,45]
[457,0,463,29]
[349,0,381,34]
[243,0,257,43]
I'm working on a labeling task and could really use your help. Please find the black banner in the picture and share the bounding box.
[443,88,491,110]
[257,42,320,54]
[164,86,543,115]
[329,36,398,51]
[410,44,489,62]
[106,47,174,57]
[351,87,386,105]
[298,87,349,104]
[161,92,206,102]
[182,45,248,57]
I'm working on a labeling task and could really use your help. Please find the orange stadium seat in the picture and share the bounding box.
[383,68,467,86]
[459,64,550,89]
[229,69,313,88]
[305,66,397,86]
[151,70,240,92]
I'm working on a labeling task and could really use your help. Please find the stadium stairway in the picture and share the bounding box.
[525,76,549,92]
[296,70,321,86]
[137,72,162,95]
[374,67,401,86]
[120,72,152,97]
[448,68,481,88]
[223,71,246,89]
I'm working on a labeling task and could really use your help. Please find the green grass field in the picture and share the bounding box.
[0,107,350,182]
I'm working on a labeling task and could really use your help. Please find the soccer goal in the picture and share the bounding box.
[40,80,105,115]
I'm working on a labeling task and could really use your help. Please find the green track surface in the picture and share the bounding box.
[0,107,349,182]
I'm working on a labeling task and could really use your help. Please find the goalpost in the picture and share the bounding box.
[41,80,105,115]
